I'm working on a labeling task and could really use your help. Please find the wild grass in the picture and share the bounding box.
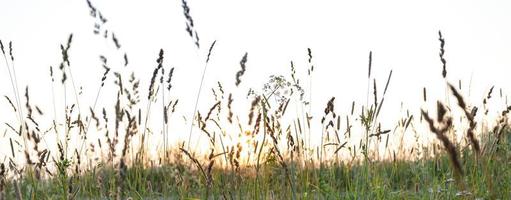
[0,1,510,200]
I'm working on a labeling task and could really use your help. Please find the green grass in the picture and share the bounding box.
[1,2,511,200]
[1,142,511,199]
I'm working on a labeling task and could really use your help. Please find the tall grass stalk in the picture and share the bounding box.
[187,40,216,150]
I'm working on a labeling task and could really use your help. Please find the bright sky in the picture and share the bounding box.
[1,0,511,159]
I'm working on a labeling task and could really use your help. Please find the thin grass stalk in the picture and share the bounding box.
[210,120,229,166]
[366,51,372,107]
[0,42,23,124]
[187,40,216,150]
[306,48,314,162]
[77,65,109,156]
[49,66,58,135]
[364,51,373,162]
[255,95,269,199]
[140,49,164,162]
[0,42,31,180]
[13,179,22,200]
[161,68,167,162]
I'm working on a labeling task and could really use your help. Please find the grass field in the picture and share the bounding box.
[1,1,510,199]
[2,145,511,199]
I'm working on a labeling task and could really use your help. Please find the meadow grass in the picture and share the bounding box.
[0,146,510,199]
[0,1,510,200]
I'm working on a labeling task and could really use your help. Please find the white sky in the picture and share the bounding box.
[1,0,511,158]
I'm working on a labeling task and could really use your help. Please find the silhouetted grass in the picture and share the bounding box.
[0,2,510,199]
